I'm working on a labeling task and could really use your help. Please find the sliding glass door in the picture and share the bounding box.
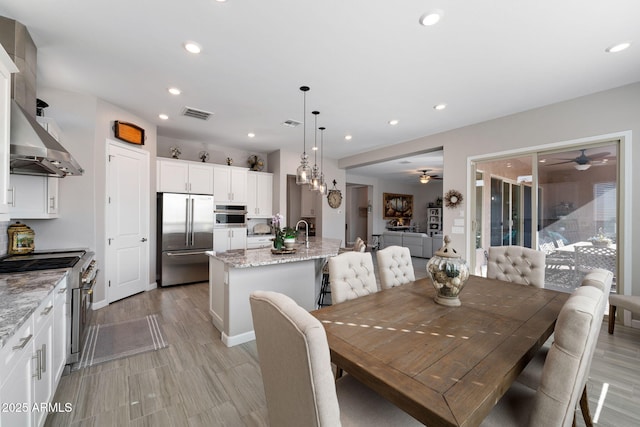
[472,142,618,293]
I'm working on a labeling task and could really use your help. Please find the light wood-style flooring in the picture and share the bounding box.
[45,258,640,426]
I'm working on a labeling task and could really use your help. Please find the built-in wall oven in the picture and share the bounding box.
[215,205,247,227]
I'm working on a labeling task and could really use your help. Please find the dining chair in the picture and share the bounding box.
[538,239,574,271]
[515,268,612,426]
[481,283,605,427]
[328,251,378,305]
[486,245,546,287]
[249,290,422,427]
[608,294,640,334]
[376,245,415,289]
[318,238,367,307]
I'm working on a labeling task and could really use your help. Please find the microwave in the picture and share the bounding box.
[215,205,247,227]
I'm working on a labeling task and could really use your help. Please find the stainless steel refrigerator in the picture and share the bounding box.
[157,193,214,286]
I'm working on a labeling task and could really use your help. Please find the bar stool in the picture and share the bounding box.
[317,263,332,307]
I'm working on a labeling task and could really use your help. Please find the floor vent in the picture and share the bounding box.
[282,119,302,127]
[182,107,214,121]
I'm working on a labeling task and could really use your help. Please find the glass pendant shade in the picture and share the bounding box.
[318,173,327,195]
[296,86,311,185]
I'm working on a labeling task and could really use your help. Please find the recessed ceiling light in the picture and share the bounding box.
[345,135,352,141]
[539,158,547,163]
[216,0,227,2]
[159,114,169,120]
[168,87,181,95]
[389,119,399,126]
[605,42,631,53]
[248,132,255,138]
[419,10,443,26]
[184,41,202,54]
[434,103,447,110]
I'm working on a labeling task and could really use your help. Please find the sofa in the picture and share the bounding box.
[381,231,443,258]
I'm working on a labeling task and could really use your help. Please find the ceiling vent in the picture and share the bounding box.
[181,106,214,121]
[282,119,302,128]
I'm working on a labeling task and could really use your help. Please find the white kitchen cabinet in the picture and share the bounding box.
[0,47,18,221]
[0,319,34,427]
[213,165,247,204]
[247,171,273,218]
[9,174,59,219]
[157,158,214,195]
[31,295,54,427]
[300,186,318,217]
[246,234,274,249]
[214,227,247,253]
[52,277,68,387]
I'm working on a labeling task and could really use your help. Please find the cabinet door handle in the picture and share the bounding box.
[8,187,15,207]
[13,334,33,350]
[33,349,42,380]
[42,305,53,316]
[49,196,56,211]
[41,343,47,373]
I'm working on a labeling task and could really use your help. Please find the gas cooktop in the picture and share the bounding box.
[0,250,87,274]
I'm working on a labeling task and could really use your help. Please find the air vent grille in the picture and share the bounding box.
[182,107,214,121]
[282,119,302,127]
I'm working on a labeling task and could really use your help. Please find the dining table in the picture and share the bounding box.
[311,275,569,427]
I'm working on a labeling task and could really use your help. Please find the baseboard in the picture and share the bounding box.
[91,299,108,310]
[146,281,157,291]
[222,330,256,347]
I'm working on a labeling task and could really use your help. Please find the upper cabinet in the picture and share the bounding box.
[213,165,247,204]
[157,158,214,195]
[0,46,18,221]
[247,171,273,218]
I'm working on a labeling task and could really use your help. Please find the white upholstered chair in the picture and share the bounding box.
[318,238,367,307]
[608,294,640,334]
[249,291,422,427]
[482,281,606,426]
[329,251,378,305]
[376,246,415,289]
[486,245,546,287]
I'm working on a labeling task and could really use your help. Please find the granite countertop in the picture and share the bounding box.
[0,270,68,350]
[208,237,342,268]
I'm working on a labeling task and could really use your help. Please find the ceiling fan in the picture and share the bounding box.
[418,169,442,184]
[546,148,611,170]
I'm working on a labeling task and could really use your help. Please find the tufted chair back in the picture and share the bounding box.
[329,251,378,304]
[486,246,546,288]
[376,246,415,289]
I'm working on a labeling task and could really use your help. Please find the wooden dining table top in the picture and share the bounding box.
[311,275,569,427]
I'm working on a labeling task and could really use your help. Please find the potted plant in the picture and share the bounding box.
[283,227,298,249]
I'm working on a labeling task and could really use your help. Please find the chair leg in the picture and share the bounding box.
[609,304,617,334]
[335,366,343,380]
[580,386,594,427]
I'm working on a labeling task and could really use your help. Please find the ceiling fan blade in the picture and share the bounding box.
[585,152,611,160]
[545,160,575,165]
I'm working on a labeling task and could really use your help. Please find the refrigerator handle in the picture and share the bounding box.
[191,198,196,246]
[185,198,190,246]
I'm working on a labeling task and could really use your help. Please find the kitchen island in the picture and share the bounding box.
[207,237,341,347]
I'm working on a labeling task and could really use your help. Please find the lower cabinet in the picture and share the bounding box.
[0,275,68,427]
[214,228,247,253]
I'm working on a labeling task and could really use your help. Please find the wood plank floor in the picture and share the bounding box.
[45,259,640,426]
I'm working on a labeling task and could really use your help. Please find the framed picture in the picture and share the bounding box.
[429,216,439,223]
[383,193,413,219]
[429,208,440,216]
[429,223,439,230]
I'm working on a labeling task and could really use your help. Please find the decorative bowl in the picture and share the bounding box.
[426,236,470,307]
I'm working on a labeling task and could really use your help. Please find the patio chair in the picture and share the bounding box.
[574,245,616,280]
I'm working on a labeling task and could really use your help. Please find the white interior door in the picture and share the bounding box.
[107,141,149,303]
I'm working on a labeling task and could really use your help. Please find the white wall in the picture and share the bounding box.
[30,87,157,304]
[341,82,640,297]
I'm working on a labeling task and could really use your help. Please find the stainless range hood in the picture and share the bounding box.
[0,16,83,177]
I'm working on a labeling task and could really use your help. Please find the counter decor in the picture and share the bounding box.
[271,213,298,250]
[426,235,470,307]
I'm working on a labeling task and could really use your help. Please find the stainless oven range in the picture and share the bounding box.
[0,249,98,371]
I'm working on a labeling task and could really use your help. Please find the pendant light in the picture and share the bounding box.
[296,86,312,185]
[310,111,321,191]
[318,126,327,195]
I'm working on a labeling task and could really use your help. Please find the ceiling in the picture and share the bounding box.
[1,1,638,180]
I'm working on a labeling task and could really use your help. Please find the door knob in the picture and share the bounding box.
[141,237,148,242]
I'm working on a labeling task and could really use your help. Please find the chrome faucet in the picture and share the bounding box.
[295,220,309,248]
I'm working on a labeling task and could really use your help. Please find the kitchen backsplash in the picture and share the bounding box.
[0,221,8,256]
